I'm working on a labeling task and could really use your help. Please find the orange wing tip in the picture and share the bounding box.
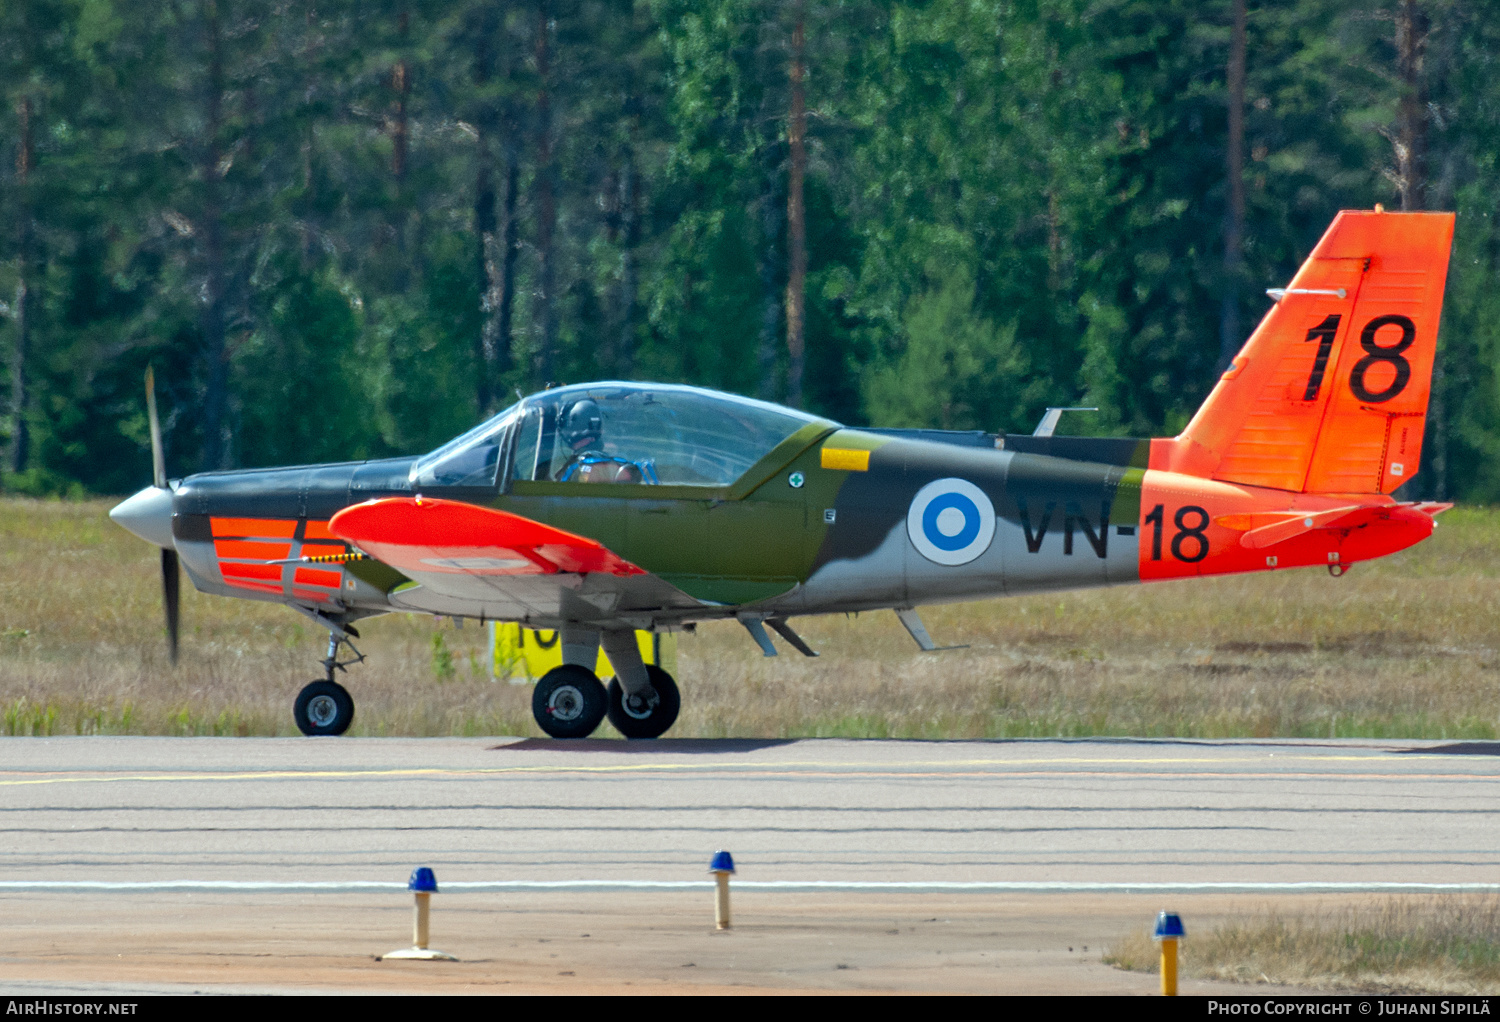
[329,497,646,578]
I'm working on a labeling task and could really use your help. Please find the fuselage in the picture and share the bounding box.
[150,421,1433,631]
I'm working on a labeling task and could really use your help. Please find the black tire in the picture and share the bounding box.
[606,665,681,739]
[532,665,608,738]
[293,679,354,736]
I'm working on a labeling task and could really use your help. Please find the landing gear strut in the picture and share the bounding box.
[528,626,683,739]
[293,628,363,736]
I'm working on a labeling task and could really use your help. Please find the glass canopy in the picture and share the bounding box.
[411,382,825,490]
[512,383,824,486]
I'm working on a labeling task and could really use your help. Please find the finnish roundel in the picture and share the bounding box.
[906,478,996,566]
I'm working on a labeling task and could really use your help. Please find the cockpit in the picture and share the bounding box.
[411,382,827,490]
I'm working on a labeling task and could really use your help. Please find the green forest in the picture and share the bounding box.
[1,0,1497,499]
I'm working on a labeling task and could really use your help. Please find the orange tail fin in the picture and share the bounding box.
[1153,210,1455,494]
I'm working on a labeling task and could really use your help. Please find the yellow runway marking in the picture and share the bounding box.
[0,755,1496,788]
[0,752,1459,781]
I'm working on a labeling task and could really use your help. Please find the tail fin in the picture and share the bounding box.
[1155,210,1455,494]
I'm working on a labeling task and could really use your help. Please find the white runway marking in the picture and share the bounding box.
[5,880,1500,894]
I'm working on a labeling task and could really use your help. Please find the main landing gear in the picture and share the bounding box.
[607,665,680,739]
[532,665,608,738]
[531,627,681,740]
[293,627,364,736]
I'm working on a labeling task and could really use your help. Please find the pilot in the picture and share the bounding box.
[558,398,642,483]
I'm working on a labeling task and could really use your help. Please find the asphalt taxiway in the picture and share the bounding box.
[1,736,1497,993]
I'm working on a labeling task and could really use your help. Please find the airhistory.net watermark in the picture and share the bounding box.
[5,1003,137,1015]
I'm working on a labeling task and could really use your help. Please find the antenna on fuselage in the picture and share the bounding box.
[1032,406,1098,438]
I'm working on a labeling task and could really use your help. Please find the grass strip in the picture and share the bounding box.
[1107,896,1500,993]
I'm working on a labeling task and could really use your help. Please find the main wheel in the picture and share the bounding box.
[293,679,354,736]
[532,665,608,738]
[606,665,681,739]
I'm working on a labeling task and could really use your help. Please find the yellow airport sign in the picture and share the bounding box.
[489,623,675,683]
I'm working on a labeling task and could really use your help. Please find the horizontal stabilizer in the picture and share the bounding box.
[1216,502,1451,551]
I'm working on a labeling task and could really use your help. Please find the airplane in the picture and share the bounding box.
[109,208,1455,739]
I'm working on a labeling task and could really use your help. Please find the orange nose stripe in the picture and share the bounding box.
[211,517,297,539]
[219,561,282,581]
[302,520,337,540]
[214,539,292,560]
[294,568,342,588]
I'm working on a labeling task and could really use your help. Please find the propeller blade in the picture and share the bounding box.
[145,366,166,490]
[147,368,177,663]
[162,547,180,665]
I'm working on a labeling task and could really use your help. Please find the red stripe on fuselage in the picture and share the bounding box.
[302,520,336,540]
[214,539,292,560]
[219,561,282,581]
[294,567,342,588]
[211,517,297,539]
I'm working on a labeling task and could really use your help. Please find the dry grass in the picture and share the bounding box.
[2,497,1500,737]
[1106,897,1500,993]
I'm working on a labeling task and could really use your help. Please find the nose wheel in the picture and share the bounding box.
[294,679,355,736]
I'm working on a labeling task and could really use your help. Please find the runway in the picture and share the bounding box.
[4,735,1499,887]
[3,736,1498,993]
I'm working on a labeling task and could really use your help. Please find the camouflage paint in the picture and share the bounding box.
[769,432,1141,615]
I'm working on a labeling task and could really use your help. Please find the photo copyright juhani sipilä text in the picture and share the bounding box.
[1208,1002,1493,1016]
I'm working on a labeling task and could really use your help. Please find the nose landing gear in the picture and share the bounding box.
[293,627,364,736]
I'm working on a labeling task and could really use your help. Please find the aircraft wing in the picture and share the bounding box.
[328,496,705,626]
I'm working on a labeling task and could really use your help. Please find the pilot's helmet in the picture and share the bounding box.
[561,398,603,450]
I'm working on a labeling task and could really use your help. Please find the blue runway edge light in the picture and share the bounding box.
[409,867,438,893]
[709,850,735,874]
[1154,911,1186,939]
